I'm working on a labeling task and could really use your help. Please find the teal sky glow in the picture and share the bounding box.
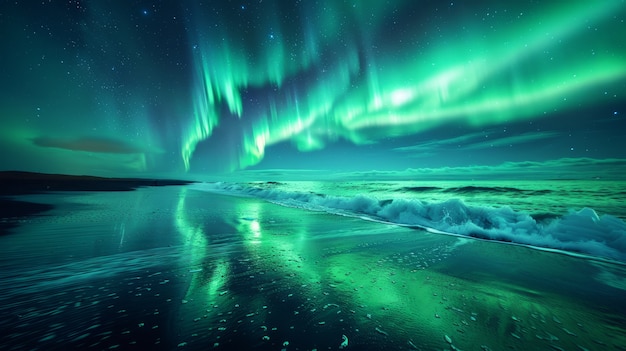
[1,1,625,179]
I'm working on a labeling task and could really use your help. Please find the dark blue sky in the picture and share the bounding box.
[1,1,625,180]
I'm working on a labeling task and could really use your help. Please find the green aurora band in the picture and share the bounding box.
[182,0,626,172]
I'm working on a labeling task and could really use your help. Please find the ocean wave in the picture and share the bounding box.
[396,186,443,193]
[443,185,524,194]
[439,185,552,196]
[192,182,626,262]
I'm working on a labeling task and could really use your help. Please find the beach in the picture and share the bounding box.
[1,182,625,350]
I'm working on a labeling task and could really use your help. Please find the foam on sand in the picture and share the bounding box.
[192,182,626,262]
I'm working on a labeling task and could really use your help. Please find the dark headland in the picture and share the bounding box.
[0,171,195,235]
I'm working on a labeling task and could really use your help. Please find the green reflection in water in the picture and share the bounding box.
[175,187,229,304]
[233,199,324,296]
[170,190,626,349]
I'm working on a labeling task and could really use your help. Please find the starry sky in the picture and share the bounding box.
[1,0,625,180]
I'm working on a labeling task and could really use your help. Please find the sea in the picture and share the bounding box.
[1,180,625,350]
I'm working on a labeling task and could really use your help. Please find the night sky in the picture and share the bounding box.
[1,1,625,180]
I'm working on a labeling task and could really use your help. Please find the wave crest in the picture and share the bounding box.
[194,182,626,262]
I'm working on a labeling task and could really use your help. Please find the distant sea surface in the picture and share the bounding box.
[1,180,625,350]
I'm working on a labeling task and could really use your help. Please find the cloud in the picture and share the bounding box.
[31,136,146,154]
[394,130,561,155]
[334,157,626,180]
[393,131,487,154]
[464,131,561,150]
[213,168,335,182]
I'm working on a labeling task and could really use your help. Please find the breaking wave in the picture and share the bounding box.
[194,182,626,262]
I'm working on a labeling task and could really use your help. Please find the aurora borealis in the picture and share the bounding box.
[1,1,625,179]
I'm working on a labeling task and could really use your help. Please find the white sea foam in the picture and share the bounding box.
[192,182,626,262]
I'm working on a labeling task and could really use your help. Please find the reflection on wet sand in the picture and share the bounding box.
[0,185,625,350]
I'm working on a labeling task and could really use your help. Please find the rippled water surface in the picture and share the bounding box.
[1,185,625,350]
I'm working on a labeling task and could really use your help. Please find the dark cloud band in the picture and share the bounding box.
[32,136,144,154]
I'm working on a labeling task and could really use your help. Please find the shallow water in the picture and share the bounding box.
[1,185,625,350]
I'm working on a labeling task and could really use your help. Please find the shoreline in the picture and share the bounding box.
[0,171,195,195]
[0,171,196,235]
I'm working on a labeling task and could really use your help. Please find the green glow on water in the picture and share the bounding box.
[175,188,230,305]
[4,186,621,349]
[170,188,626,349]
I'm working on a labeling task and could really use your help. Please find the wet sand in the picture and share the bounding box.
[0,183,625,350]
